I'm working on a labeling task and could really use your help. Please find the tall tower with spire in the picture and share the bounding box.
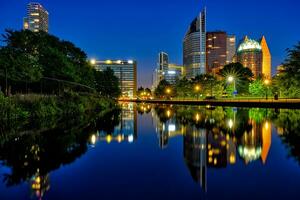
[183,5,207,79]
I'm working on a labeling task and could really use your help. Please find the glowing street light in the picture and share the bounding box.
[227,76,236,97]
[90,59,96,65]
[194,85,201,100]
[165,88,171,95]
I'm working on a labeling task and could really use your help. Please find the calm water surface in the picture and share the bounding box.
[0,103,300,200]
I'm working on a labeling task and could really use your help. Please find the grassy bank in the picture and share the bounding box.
[0,92,117,122]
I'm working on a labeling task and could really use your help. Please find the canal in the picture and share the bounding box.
[0,103,300,199]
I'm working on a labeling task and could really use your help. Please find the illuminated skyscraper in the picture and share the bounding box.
[23,2,49,33]
[237,36,263,78]
[183,7,206,79]
[206,31,227,73]
[237,36,271,78]
[92,60,137,98]
[158,52,169,71]
[226,35,236,64]
[260,36,272,79]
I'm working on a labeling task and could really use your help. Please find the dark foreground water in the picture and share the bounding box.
[0,103,300,200]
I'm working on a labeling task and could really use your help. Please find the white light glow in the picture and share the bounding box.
[168,124,176,132]
[128,135,134,143]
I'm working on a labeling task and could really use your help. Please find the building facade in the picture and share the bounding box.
[237,36,263,78]
[93,60,137,98]
[206,31,227,73]
[183,7,206,79]
[226,35,236,64]
[152,52,184,89]
[23,2,49,33]
[260,36,272,79]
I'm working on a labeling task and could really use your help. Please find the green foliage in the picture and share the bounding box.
[175,77,192,98]
[273,42,300,98]
[219,62,253,95]
[94,68,121,98]
[0,30,120,97]
[192,74,223,97]
[154,79,172,98]
[249,77,267,97]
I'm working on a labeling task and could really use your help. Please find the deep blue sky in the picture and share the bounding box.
[1,0,300,87]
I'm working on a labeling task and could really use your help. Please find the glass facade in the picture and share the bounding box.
[206,31,227,72]
[23,3,49,33]
[183,8,206,79]
[94,60,137,98]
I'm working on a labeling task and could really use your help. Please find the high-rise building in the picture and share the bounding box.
[158,52,169,71]
[226,35,236,64]
[237,36,271,78]
[23,2,49,33]
[260,36,272,79]
[183,7,206,79]
[206,31,227,73]
[152,52,184,89]
[237,36,263,78]
[92,60,137,98]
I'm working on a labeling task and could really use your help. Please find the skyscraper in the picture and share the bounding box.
[183,7,206,79]
[226,35,236,64]
[237,36,263,78]
[237,36,271,79]
[206,31,227,73]
[92,60,137,98]
[23,2,49,33]
[158,52,169,71]
[260,36,272,79]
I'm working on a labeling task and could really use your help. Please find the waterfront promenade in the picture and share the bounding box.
[120,98,300,109]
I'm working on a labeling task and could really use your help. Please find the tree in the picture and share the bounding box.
[249,77,267,97]
[154,79,173,98]
[94,68,120,98]
[175,77,192,98]
[219,62,254,95]
[192,74,223,97]
[273,42,300,98]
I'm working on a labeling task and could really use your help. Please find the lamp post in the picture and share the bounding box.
[165,87,172,99]
[228,76,236,97]
[264,79,270,100]
[195,85,200,100]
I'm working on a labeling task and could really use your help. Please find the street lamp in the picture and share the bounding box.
[227,76,236,97]
[90,59,96,65]
[194,85,201,100]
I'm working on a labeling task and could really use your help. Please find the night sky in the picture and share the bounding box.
[1,0,300,87]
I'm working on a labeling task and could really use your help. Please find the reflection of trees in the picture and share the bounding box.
[0,109,121,188]
[271,109,300,165]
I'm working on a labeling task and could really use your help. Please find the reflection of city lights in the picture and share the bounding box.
[228,119,234,129]
[195,113,200,121]
[106,135,112,143]
[168,124,176,132]
[117,135,122,143]
[264,121,270,130]
[128,135,134,143]
[238,146,262,163]
[90,134,97,145]
[229,153,236,164]
[166,110,171,118]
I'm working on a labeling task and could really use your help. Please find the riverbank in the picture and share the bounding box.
[0,92,117,122]
[120,98,300,109]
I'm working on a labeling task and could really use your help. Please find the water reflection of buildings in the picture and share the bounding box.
[30,173,50,200]
[152,106,273,191]
[90,103,137,145]
[238,120,271,164]
[184,128,207,191]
